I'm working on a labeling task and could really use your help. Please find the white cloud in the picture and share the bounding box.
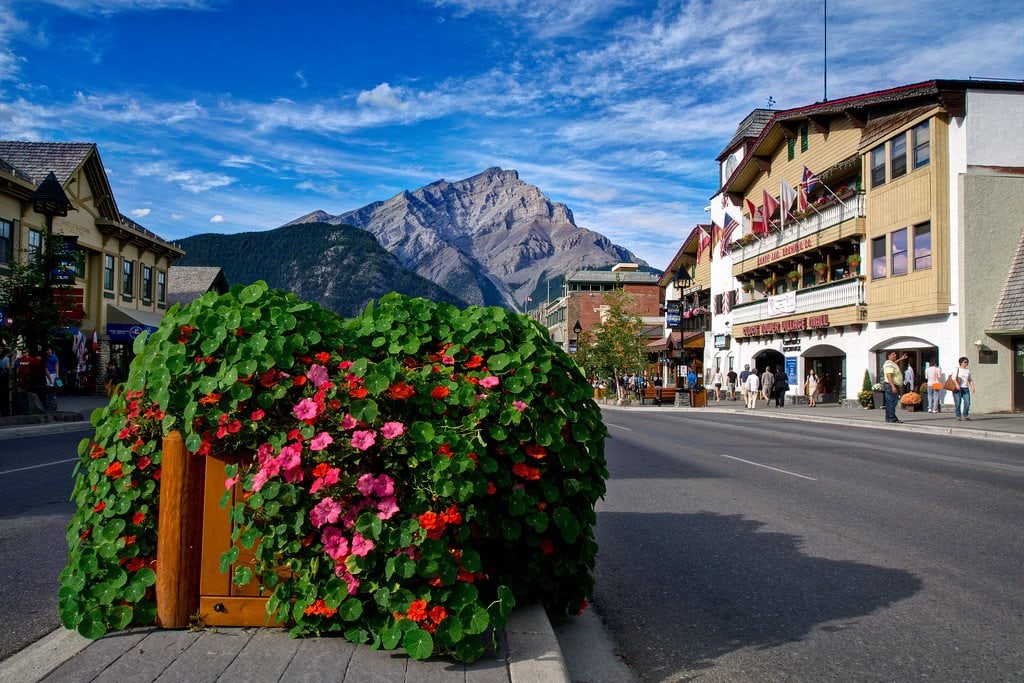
[171,213,184,220]
[133,161,235,193]
[37,0,216,16]
[130,207,151,217]
[357,83,409,110]
[209,214,225,223]
[295,71,308,89]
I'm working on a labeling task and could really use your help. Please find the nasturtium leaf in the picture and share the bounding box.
[338,598,363,621]
[402,629,433,660]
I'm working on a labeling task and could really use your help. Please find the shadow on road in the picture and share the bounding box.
[594,511,922,679]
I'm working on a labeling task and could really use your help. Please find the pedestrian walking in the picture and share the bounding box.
[951,356,977,421]
[773,365,789,407]
[739,364,751,405]
[711,369,725,402]
[745,371,760,409]
[804,368,819,407]
[726,368,738,401]
[760,366,774,406]
[924,363,942,413]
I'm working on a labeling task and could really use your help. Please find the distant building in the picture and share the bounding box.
[690,78,1024,411]
[0,141,184,391]
[168,266,229,307]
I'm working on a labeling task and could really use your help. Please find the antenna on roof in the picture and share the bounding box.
[823,0,828,101]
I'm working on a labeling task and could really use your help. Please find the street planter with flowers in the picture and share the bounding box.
[900,390,923,411]
[59,283,608,662]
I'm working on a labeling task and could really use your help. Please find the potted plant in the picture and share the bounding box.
[847,253,861,272]
[900,390,923,411]
[741,281,754,293]
[813,262,827,275]
[763,274,777,293]
[787,269,800,283]
[857,389,874,409]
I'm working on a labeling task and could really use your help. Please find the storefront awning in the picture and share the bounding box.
[106,304,165,342]
[648,331,682,352]
[682,331,705,348]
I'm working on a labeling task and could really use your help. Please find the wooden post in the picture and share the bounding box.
[156,430,205,628]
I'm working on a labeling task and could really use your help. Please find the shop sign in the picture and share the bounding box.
[755,238,814,266]
[741,313,829,338]
[785,356,798,386]
[568,339,578,354]
[666,301,680,328]
[714,334,730,349]
[781,337,801,352]
[107,322,157,342]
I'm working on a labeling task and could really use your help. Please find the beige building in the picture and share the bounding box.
[0,141,184,391]
[710,79,1024,412]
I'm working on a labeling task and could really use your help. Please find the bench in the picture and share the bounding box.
[640,386,677,405]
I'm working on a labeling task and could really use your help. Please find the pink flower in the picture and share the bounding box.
[356,473,376,496]
[376,496,399,520]
[350,430,376,451]
[257,442,275,465]
[322,526,349,560]
[224,474,240,490]
[372,474,394,497]
[512,400,527,412]
[350,532,374,557]
[306,364,329,388]
[137,456,151,470]
[340,413,357,430]
[338,360,353,371]
[334,565,360,594]
[480,376,499,388]
[279,443,304,483]
[380,421,405,439]
[310,497,342,527]
[293,398,319,421]
[250,408,265,421]
[441,354,455,365]
[309,431,334,451]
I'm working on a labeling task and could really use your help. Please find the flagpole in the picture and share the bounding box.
[823,0,828,102]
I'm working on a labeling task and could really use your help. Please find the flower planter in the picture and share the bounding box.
[872,391,884,409]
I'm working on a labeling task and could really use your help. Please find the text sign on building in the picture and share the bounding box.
[781,337,801,352]
[755,238,814,266]
[785,356,798,387]
[741,314,829,337]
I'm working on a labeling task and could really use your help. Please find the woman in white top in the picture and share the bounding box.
[710,369,725,402]
[924,363,943,413]
[804,369,819,407]
[951,356,977,421]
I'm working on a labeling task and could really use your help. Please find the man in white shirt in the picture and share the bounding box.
[745,371,760,409]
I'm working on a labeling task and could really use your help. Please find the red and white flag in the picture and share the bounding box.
[762,189,779,230]
[696,226,712,263]
[779,180,798,226]
[745,198,764,235]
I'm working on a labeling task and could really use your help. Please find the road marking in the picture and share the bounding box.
[718,454,817,481]
[0,458,79,476]
[606,423,632,431]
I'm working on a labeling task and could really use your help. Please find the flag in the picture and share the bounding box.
[779,180,798,226]
[719,216,739,255]
[696,226,711,264]
[762,189,779,229]
[745,198,764,235]
[798,165,820,211]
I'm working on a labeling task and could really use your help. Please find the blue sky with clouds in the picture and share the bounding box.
[1,0,1021,270]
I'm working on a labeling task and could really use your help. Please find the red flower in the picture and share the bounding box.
[177,325,195,344]
[312,462,331,478]
[198,392,222,405]
[524,444,547,460]
[104,462,124,479]
[350,386,368,399]
[314,351,332,363]
[293,375,307,387]
[235,327,245,337]
[251,409,265,421]
[132,512,146,525]
[437,443,453,458]
[487,481,496,495]
[428,606,448,624]
[431,385,449,399]
[93,501,106,513]
[539,539,554,554]
[304,598,337,618]
[465,355,483,369]
[407,599,428,622]
[90,444,105,459]
[512,463,541,481]
[126,557,146,572]
[441,505,462,525]
[387,382,416,400]
[137,456,151,470]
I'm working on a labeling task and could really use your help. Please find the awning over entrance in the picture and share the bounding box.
[682,331,704,348]
[106,304,164,342]
[648,331,681,352]
[869,336,935,352]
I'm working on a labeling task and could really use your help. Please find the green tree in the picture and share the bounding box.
[0,233,73,352]
[574,283,648,398]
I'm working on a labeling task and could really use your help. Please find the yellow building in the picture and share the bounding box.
[0,141,183,392]
[716,80,1024,411]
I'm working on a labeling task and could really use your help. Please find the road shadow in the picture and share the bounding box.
[593,511,922,679]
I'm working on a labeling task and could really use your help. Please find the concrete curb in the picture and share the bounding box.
[0,627,91,682]
[600,403,1024,445]
[506,604,570,683]
[0,419,94,441]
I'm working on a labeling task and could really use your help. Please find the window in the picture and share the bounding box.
[787,137,795,161]
[142,265,153,302]
[103,254,115,291]
[871,236,887,279]
[913,121,930,168]
[913,222,932,270]
[71,249,85,279]
[890,134,907,179]
[157,270,166,303]
[0,219,11,265]
[870,145,886,187]
[28,229,42,261]
[122,259,135,297]
[891,228,908,276]
[800,124,809,152]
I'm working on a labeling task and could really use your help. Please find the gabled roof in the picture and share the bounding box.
[0,140,120,221]
[658,224,710,287]
[0,141,95,185]
[168,266,230,306]
[988,230,1024,334]
[721,79,1024,196]
[716,108,774,161]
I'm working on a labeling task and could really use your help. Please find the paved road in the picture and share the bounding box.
[0,429,90,661]
[592,410,1024,681]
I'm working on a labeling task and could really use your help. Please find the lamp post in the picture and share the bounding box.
[569,320,582,354]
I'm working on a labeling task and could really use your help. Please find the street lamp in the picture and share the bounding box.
[569,320,582,354]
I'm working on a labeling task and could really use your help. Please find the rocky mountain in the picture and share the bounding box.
[285,168,648,310]
[175,222,468,317]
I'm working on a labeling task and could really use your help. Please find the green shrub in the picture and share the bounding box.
[59,283,608,661]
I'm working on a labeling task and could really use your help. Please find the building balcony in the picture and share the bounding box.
[732,194,865,277]
[731,277,865,338]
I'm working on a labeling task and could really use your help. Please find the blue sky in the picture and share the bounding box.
[1,0,1021,271]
